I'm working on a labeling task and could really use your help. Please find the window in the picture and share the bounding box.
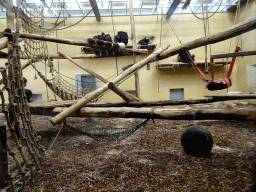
[75,73,97,96]
[170,89,184,100]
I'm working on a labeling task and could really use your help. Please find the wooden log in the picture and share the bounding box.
[211,50,256,59]
[2,31,148,54]
[0,41,7,51]
[151,17,256,62]
[32,106,256,121]
[27,94,256,109]
[108,82,140,102]
[58,51,140,101]
[129,0,140,98]
[50,44,170,125]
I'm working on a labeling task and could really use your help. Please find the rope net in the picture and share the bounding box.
[65,117,150,142]
[1,1,149,191]
[32,67,98,101]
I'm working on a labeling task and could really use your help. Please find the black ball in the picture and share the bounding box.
[181,125,213,157]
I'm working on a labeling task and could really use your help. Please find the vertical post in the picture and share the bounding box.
[129,0,140,98]
[0,120,8,190]
[6,0,14,30]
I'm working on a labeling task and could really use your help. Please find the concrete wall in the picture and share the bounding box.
[1,9,252,103]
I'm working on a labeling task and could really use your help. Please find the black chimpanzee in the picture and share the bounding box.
[178,51,195,64]
[93,32,112,42]
[114,31,129,45]
[138,38,150,45]
[23,77,33,103]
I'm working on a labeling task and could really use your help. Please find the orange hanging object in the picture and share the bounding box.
[206,46,240,91]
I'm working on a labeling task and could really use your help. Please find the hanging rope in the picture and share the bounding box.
[188,0,224,20]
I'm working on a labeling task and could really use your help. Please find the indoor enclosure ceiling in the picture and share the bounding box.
[0,0,239,19]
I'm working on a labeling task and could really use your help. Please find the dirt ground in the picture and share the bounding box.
[27,113,256,192]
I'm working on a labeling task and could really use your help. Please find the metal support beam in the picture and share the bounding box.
[166,0,181,19]
[89,0,101,21]
[0,119,8,190]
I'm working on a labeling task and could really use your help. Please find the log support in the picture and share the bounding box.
[31,106,256,121]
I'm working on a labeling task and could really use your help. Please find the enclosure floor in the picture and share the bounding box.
[26,115,256,192]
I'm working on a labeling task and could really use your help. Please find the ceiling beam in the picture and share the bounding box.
[89,0,101,21]
[166,0,181,19]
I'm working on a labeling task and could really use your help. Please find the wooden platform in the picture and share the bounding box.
[157,60,230,69]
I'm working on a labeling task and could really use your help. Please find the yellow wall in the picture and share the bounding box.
[235,0,256,94]
[0,10,252,103]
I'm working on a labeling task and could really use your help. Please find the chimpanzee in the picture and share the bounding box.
[114,31,129,45]
[23,77,33,103]
[178,51,195,64]
[181,125,213,157]
[138,38,150,45]
[93,32,112,42]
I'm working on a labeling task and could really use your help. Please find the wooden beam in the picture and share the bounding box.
[31,106,256,121]
[50,44,170,125]
[166,0,181,19]
[108,82,140,102]
[89,0,101,21]
[211,50,256,59]
[27,94,256,109]
[129,0,140,98]
[151,17,256,62]
[2,31,147,55]
[0,41,7,51]
[58,51,108,83]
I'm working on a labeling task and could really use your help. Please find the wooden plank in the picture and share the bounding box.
[50,44,170,125]
[157,60,231,68]
[205,93,256,98]
[151,17,256,62]
[211,50,256,59]
[89,0,101,21]
[166,0,181,19]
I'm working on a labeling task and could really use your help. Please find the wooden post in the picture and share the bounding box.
[58,51,140,101]
[0,119,8,190]
[129,0,140,98]
[6,0,14,30]
[50,44,170,125]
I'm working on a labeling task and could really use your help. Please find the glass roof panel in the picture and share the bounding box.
[0,0,238,18]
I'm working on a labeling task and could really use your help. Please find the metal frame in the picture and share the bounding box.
[0,0,238,19]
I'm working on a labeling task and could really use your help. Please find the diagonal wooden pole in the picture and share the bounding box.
[58,51,140,102]
[50,44,170,125]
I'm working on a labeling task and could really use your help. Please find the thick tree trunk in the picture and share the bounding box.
[31,106,256,121]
